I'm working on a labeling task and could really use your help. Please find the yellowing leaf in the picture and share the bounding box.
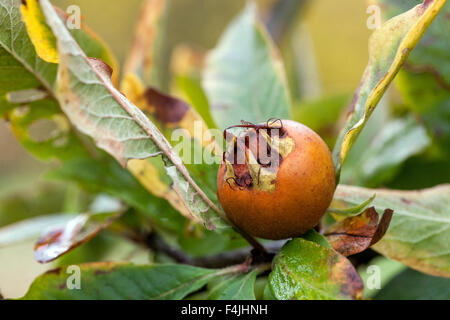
[332,0,446,182]
[20,0,58,63]
[127,158,198,222]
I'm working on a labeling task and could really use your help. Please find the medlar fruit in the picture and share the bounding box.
[217,119,335,240]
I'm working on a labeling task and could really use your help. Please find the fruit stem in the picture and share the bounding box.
[220,211,268,255]
[237,229,268,254]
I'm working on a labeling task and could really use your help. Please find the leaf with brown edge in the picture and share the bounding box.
[34,205,124,263]
[335,184,450,277]
[20,0,119,76]
[332,0,446,183]
[125,86,222,204]
[120,80,221,224]
[267,238,363,300]
[375,0,450,153]
[122,54,220,159]
[1,0,195,252]
[120,0,223,205]
[33,0,228,230]
[324,207,394,257]
[119,0,222,222]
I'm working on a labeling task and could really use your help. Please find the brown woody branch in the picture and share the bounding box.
[145,233,282,269]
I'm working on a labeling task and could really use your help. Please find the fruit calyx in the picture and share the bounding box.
[223,119,295,192]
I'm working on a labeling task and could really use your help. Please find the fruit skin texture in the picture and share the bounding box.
[217,120,335,240]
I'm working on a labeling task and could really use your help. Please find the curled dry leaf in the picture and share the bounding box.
[324,207,394,257]
[0,214,76,248]
[335,184,450,277]
[34,210,123,263]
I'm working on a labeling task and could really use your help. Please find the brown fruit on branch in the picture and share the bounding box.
[217,119,335,240]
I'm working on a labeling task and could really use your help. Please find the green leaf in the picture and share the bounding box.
[338,100,389,186]
[263,283,276,300]
[21,263,219,300]
[8,98,91,162]
[267,238,363,300]
[54,233,128,267]
[1,1,170,230]
[7,100,189,241]
[0,0,195,241]
[208,270,257,300]
[177,75,217,129]
[301,229,332,248]
[203,2,291,130]
[328,194,375,218]
[49,157,242,259]
[374,268,450,300]
[343,116,430,187]
[387,155,450,190]
[0,0,55,116]
[335,184,450,277]
[332,0,446,182]
[397,70,450,154]
[36,0,225,230]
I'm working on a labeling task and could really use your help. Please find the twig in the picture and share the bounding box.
[145,233,284,269]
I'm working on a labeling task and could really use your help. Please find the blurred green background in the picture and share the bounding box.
[0,0,372,298]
